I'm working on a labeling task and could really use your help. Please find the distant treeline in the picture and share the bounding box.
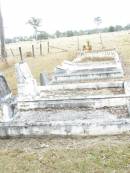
[5,24,130,44]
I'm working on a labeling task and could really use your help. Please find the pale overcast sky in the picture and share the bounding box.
[1,0,130,38]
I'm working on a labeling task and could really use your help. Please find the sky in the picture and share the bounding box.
[1,0,130,38]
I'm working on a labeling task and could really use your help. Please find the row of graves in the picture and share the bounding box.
[0,48,130,137]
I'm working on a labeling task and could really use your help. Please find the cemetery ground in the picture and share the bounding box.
[0,30,130,172]
[0,135,130,173]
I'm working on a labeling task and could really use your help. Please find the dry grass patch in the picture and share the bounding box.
[1,51,75,94]
[0,135,130,173]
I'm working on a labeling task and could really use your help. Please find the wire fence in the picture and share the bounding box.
[3,37,81,59]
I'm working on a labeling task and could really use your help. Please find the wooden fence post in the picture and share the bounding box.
[40,43,42,56]
[32,45,35,57]
[19,47,23,62]
[10,48,14,57]
[47,41,50,53]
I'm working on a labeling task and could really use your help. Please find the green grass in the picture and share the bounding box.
[0,140,130,173]
[41,146,130,173]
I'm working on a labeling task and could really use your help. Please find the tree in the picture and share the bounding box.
[94,16,104,49]
[115,25,122,31]
[0,3,7,59]
[108,26,115,32]
[66,31,74,37]
[37,31,49,40]
[55,30,62,38]
[27,17,42,40]
[124,24,130,30]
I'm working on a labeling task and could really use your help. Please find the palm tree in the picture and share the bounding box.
[27,17,42,40]
[94,17,104,49]
[0,3,7,59]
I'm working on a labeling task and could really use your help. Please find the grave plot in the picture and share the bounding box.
[55,62,121,76]
[73,49,120,62]
[14,61,126,110]
[17,77,129,111]
[0,61,126,137]
[0,49,130,137]
[6,105,128,137]
[51,49,124,84]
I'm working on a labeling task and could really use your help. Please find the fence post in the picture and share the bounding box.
[40,43,42,56]
[47,41,50,53]
[10,48,14,57]
[32,45,35,57]
[19,47,23,62]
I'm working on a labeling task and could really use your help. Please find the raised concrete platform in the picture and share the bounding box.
[0,49,129,137]
[0,106,129,137]
[15,60,127,111]
[52,49,124,84]
[1,118,130,137]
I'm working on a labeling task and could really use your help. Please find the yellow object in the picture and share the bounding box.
[82,41,92,51]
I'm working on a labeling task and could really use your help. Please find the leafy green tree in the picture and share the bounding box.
[55,30,62,38]
[108,26,115,32]
[66,31,74,37]
[124,24,130,30]
[115,25,122,31]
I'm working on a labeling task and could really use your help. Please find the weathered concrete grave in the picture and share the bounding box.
[74,49,121,63]
[0,48,129,137]
[52,49,124,84]
[17,74,130,111]
[0,62,125,137]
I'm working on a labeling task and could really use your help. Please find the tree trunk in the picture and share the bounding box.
[0,5,7,59]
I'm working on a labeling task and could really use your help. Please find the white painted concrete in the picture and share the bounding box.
[1,104,13,122]
[15,63,39,99]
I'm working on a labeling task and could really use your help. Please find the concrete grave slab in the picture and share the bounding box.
[0,48,129,137]
[53,49,124,84]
